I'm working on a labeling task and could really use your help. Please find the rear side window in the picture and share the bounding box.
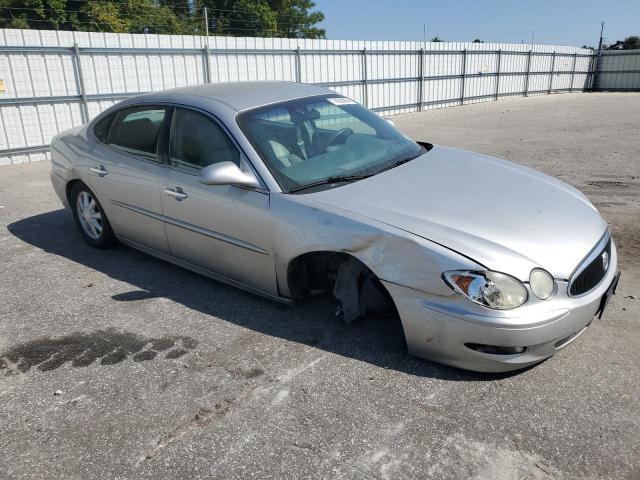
[169,108,240,170]
[93,113,114,142]
[107,106,167,161]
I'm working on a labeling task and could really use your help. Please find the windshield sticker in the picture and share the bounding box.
[327,97,357,106]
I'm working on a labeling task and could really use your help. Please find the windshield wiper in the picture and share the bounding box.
[287,150,425,194]
[377,154,422,174]
[288,174,373,193]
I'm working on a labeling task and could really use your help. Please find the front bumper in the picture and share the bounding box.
[382,241,619,373]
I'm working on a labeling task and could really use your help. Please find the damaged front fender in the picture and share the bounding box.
[270,192,483,301]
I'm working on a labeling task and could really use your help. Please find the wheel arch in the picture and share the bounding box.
[285,249,397,321]
[65,178,85,205]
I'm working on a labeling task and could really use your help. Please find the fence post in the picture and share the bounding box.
[524,50,532,97]
[495,49,501,101]
[72,43,89,124]
[362,47,368,108]
[417,48,424,111]
[460,49,467,105]
[569,52,577,92]
[590,50,602,91]
[548,51,556,94]
[202,44,211,83]
[587,54,595,91]
[295,46,302,83]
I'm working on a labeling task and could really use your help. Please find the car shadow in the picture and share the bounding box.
[6,209,526,382]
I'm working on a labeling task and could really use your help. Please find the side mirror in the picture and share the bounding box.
[199,161,261,188]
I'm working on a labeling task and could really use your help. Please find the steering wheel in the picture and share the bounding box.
[324,128,354,149]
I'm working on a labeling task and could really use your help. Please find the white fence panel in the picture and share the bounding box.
[0,28,601,165]
[595,50,640,90]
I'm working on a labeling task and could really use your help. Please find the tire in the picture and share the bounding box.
[70,182,116,248]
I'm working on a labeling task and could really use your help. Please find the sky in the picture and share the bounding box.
[315,0,640,48]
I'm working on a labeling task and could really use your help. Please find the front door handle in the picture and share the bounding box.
[90,165,108,177]
[164,187,188,201]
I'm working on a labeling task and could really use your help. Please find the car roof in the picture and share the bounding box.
[139,81,333,112]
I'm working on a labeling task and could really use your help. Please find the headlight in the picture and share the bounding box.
[529,268,555,300]
[442,270,528,310]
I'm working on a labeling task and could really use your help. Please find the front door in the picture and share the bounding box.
[86,105,170,253]
[161,107,276,295]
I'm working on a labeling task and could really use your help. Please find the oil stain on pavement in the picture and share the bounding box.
[0,327,197,375]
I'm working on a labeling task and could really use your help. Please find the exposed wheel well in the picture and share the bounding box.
[286,251,396,322]
[287,251,346,301]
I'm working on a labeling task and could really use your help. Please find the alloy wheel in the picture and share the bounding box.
[76,191,103,240]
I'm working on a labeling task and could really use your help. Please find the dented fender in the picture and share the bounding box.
[269,192,483,299]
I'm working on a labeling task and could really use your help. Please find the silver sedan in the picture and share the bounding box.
[50,81,620,372]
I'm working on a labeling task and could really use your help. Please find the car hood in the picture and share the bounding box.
[306,145,607,280]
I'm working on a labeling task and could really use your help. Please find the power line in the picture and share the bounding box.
[2,1,323,20]
[195,6,321,19]
[0,7,316,28]
[0,17,279,34]
[0,17,201,27]
[474,18,638,40]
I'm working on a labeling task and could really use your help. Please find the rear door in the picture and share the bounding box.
[160,106,277,295]
[86,105,170,253]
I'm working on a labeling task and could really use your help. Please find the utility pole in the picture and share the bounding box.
[530,30,535,49]
[591,21,605,91]
[204,6,209,41]
[203,7,211,83]
[597,21,605,51]
[423,24,426,44]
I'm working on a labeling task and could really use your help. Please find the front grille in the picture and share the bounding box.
[569,238,611,296]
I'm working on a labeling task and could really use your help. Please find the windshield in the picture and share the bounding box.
[237,95,426,193]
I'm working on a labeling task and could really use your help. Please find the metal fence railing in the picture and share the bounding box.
[0,29,600,164]
[592,50,640,91]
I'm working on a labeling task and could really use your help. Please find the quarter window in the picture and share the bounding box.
[169,108,240,170]
[107,106,167,161]
[93,113,114,143]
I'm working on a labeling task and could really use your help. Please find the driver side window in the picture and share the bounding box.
[169,108,240,171]
[313,102,376,135]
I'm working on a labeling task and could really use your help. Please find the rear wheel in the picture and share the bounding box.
[70,182,116,248]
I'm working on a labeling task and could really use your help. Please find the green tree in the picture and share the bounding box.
[207,0,278,37]
[0,0,69,30]
[604,35,640,50]
[80,0,186,34]
[0,0,325,37]
[269,0,325,38]
[623,36,640,49]
[203,0,324,38]
[431,36,443,42]
[0,0,186,33]
[82,2,131,32]
[472,38,484,43]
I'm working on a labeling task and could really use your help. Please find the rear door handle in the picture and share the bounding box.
[90,165,108,177]
[164,187,188,201]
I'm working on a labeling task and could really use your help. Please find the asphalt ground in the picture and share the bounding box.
[0,92,638,479]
